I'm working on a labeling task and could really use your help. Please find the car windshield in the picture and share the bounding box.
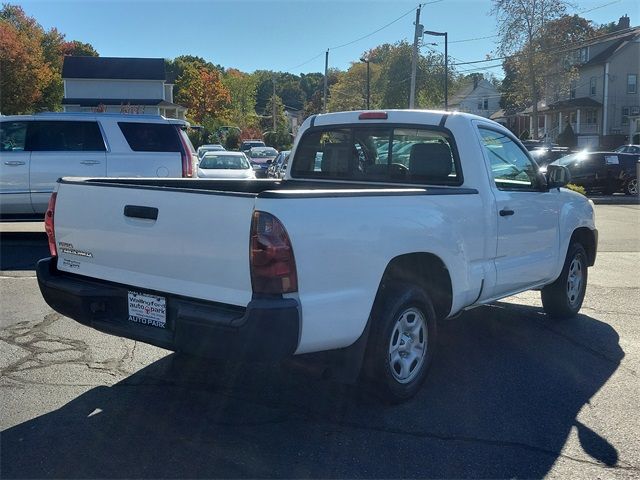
[554,152,588,166]
[200,154,249,170]
[250,148,277,158]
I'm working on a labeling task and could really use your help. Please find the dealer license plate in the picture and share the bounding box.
[128,291,167,329]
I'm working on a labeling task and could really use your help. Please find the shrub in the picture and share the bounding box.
[565,183,586,195]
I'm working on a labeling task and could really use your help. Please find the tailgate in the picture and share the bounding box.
[54,181,255,306]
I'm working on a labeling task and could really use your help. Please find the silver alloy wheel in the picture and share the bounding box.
[566,255,584,307]
[627,178,638,196]
[388,307,428,384]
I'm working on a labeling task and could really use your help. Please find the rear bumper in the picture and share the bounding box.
[36,257,300,361]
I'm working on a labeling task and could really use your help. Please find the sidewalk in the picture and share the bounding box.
[589,194,640,205]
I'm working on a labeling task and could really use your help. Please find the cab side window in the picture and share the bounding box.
[479,128,538,191]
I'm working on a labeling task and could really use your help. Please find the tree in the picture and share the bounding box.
[63,40,98,57]
[492,0,570,136]
[0,6,53,114]
[175,63,230,124]
[222,68,258,128]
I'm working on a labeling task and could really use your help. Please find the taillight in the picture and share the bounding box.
[44,192,57,257]
[250,211,298,294]
[359,111,388,120]
[176,127,194,177]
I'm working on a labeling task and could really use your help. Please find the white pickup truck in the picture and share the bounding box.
[37,110,597,402]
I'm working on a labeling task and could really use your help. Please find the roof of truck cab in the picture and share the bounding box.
[307,109,492,129]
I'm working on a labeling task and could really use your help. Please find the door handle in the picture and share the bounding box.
[124,205,158,220]
[80,160,101,165]
[499,209,515,217]
[4,161,25,166]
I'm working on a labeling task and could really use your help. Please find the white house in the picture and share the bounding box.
[449,76,501,119]
[62,56,187,119]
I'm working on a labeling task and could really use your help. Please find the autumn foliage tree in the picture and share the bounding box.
[0,4,98,114]
[176,63,231,124]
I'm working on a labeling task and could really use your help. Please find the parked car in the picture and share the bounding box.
[197,144,225,158]
[614,144,640,154]
[197,151,255,179]
[247,146,278,177]
[37,110,597,403]
[550,151,638,195]
[0,113,196,217]
[268,150,290,178]
[240,139,266,154]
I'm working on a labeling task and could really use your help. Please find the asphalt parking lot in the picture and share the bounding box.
[1,204,639,479]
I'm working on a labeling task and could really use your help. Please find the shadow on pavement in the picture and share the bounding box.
[0,232,49,271]
[1,303,624,478]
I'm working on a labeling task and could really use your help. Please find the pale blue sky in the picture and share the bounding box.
[16,0,640,77]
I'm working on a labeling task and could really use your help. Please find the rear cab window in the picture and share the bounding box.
[291,125,462,186]
[118,122,181,152]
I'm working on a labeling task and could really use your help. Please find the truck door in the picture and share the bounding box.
[477,126,561,296]
[28,120,106,214]
[0,121,32,215]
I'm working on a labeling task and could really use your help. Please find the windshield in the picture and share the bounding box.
[555,152,587,166]
[199,154,250,170]
[249,148,278,158]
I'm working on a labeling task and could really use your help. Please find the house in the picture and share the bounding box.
[527,16,639,148]
[62,56,187,119]
[449,75,501,119]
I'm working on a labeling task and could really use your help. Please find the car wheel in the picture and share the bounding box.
[364,283,437,403]
[541,243,588,318]
[624,177,638,196]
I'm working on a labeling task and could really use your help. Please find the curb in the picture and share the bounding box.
[589,196,640,205]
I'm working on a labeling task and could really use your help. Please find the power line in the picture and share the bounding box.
[329,4,419,51]
[449,34,499,44]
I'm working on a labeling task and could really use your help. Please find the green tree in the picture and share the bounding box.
[492,0,572,134]
[222,68,258,128]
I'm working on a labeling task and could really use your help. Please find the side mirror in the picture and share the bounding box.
[546,164,571,189]
[266,159,273,165]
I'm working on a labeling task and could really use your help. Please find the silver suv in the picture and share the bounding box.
[0,113,197,216]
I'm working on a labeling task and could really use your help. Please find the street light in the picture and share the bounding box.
[423,30,448,111]
[359,57,370,110]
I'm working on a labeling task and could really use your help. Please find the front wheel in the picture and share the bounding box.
[624,177,638,196]
[364,283,437,403]
[541,243,588,318]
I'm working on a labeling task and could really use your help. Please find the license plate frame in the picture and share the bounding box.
[127,291,167,329]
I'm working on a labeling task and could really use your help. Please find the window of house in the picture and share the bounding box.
[622,107,630,125]
[118,122,181,152]
[26,121,106,152]
[483,98,489,110]
[290,126,462,186]
[579,47,589,63]
[570,81,577,99]
[585,110,598,125]
[590,77,597,96]
[628,74,637,94]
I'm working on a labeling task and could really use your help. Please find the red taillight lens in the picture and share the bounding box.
[250,211,298,294]
[359,111,388,120]
[176,127,194,177]
[44,192,57,257]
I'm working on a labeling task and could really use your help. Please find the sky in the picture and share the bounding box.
[16,0,640,78]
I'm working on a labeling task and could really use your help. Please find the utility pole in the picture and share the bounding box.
[323,49,329,113]
[272,75,277,130]
[409,4,422,109]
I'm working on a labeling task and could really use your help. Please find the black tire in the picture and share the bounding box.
[624,177,638,196]
[541,243,588,318]
[363,283,437,403]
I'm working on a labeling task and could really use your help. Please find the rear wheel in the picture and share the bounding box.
[364,283,437,403]
[541,243,588,318]
[624,177,638,196]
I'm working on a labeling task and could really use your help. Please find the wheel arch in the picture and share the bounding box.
[373,252,453,321]
[570,227,597,266]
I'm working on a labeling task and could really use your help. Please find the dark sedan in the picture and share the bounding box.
[550,151,638,195]
[247,147,278,178]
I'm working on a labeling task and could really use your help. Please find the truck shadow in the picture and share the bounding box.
[1,303,624,478]
[0,232,49,270]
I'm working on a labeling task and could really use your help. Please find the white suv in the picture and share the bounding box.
[0,113,197,216]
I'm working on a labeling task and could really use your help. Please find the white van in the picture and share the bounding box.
[0,113,197,216]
